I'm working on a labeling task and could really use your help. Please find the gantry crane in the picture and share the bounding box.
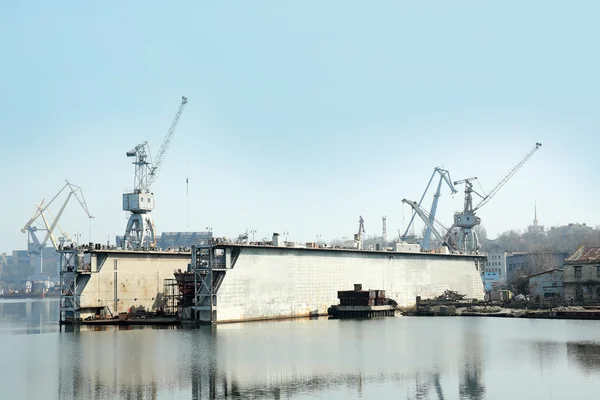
[401,199,457,253]
[122,96,188,249]
[22,180,93,253]
[402,167,457,250]
[452,142,542,253]
[21,181,93,276]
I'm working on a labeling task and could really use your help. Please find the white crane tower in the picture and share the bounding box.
[122,96,188,249]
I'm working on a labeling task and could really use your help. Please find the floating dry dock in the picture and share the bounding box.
[59,241,485,324]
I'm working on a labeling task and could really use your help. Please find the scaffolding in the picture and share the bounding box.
[59,247,94,323]
[59,249,79,322]
[190,245,227,323]
[162,278,181,316]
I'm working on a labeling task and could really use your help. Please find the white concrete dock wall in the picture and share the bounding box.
[216,248,484,322]
[78,252,190,317]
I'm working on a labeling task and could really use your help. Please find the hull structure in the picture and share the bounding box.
[60,245,484,323]
[58,248,190,322]
[191,245,485,323]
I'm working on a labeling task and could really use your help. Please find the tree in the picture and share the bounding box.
[473,225,487,243]
[528,247,562,274]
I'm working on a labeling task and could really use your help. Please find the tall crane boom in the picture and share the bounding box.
[402,199,456,252]
[451,142,542,254]
[21,181,93,254]
[402,167,457,250]
[122,96,188,250]
[473,143,542,212]
[148,96,188,187]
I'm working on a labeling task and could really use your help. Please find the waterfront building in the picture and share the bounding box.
[482,271,499,291]
[506,252,568,285]
[482,250,508,286]
[506,252,528,284]
[563,247,600,304]
[547,223,594,240]
[527,269,563,302]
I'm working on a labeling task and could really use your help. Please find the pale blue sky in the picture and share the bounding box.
[1,1,599,252]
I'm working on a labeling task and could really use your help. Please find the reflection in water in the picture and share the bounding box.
[567,341,600,374]
[432,370,445,400]
[55,322,460,400]
[2,303,600,399]
[459,325,485,400]
[531,340,562,373]
[0,299,60,334]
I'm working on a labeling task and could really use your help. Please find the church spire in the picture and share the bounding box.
[533,201,538,227]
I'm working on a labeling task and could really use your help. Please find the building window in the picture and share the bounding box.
[574,266,582,279]
[597,266,600,278]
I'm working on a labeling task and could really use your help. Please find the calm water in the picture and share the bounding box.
[1,300,599,399]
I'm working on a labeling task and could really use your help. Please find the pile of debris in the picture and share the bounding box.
[436,290,466,302]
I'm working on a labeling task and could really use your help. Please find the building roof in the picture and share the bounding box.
[528,268,563,279]
[565,247,600,264]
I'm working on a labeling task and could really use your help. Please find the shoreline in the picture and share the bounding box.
[405,305,600,320]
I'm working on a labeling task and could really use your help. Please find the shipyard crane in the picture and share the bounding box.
[452,142,542,253]
[21,181,93,275]
[354,216,365,250]
[122,96,188,250]
[382,216,387,246]
[21,181,93,252]
[401,199,457,253]
[402,167,457,250]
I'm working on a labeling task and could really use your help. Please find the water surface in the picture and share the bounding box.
[1,299,599,399]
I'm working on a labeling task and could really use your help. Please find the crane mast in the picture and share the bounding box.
[452,142,542,253]
[122,96,188,250]
[382,216,387,247]
[354,216,365,250]
[402,167,457,250]
[22,180,93,253]
[21,181,93,277]
[402,199,456,253]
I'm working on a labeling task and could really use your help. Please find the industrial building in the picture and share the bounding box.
[527,269,564,302]
[506,252,568,285]
[0,247,58,288]
[563,247,600,304]
[482,250,508,287]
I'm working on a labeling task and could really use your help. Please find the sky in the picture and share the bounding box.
[1,1,599,253]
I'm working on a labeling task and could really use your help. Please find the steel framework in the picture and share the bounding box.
[191,245,227,323]
[59,249,79,322]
